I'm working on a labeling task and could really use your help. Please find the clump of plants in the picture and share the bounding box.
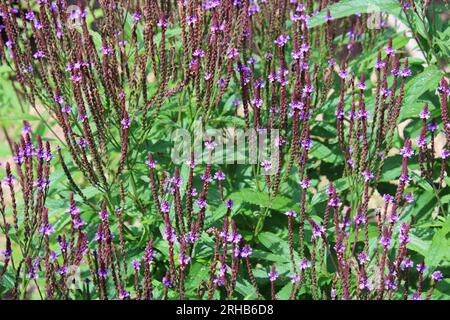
[0,0,448,300]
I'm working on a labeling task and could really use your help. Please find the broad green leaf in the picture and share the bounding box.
[401,66,442,119]
[309,142,340,163]
[425,218,450,268]
[309,0,402,28]
[407,233,430,256]
[228,189,296,212]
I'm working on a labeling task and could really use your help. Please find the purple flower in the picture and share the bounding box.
[57,266,68,275]
[362,170,374,182]
[389,212,399,224]
[240,246,252,258]
[186,15,197,26]
[248,5,260,16]
[400,145,414,158]
[358,109,370,118]
[100,46,113,55]
[162,275,173,288]
[161,201,170,213]
[228,48,239,59]
[227,231,242,244]
[274,34,289,47]
[251,98,263,108]
[328,196,342,208]
[417,135,427,148]
[400,173,411,183]
[193,49,205,58]
[33,178,48,191]
[290,274,301,284]
[157,18,169,28]
[121,117,131,129]
[77,138,88,149]
[275,136,285,147]
[49,251,58,261]
[431,271,443,282]
[300,178,311,189]
[357,252,370,264]
[399,67,412,78]
[98,206,109,221]
[375,59,386,69]
[162,226,177,243]
[411,292,422,300]
[204,72,212,81]
[399,223,410,244]
[328,59,336,67]
[178,253,191,266]
[427,121,438,132]
[383,194,393,203]
[26,259,40,279]
[225,199,234,208]
[33,51,45,59]
[73,217,85,229]
[380,229,391,248]
[132,12,142,22]
[441,149,450,159]
[357,82,367,90]
[391,66,400,76]
[98,268,109,279]
[302,84,314,97]
[268,269,279,282]
[205,140,217,150]
[311,221,325,239]
[381,88,392,97]
[299,258,310,270]
[145,158,157,168]
[384,277,397,290]
[195,197,207,209]
[334,240,346,254]
[384,46,395,56]
[347,158,355,168]
[217,78,225,87]
[400,258,414,270]
[419,108,431,119]
[25,11,35,21]
[354,213,366,226]
[416,262,427,273]
[301,138,313,150]
[203,0,220,10]
[261,160,272,172]
[403,192,414,203]
[1,248,12,260]
[61,105,72,113]
[118,289,130,300]
[185,231,199,244]
[359,274,373,291]
[285,210,297,217]
[338,69,349,79]
[39,223,54,236]
[78,113,88,122]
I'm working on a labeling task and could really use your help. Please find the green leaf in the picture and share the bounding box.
[309,0,402,28]
[401,66,442,120]
[407,233,430,257]
[228,189,296,212]
[425,218,450,268]
[309,142,340,163]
